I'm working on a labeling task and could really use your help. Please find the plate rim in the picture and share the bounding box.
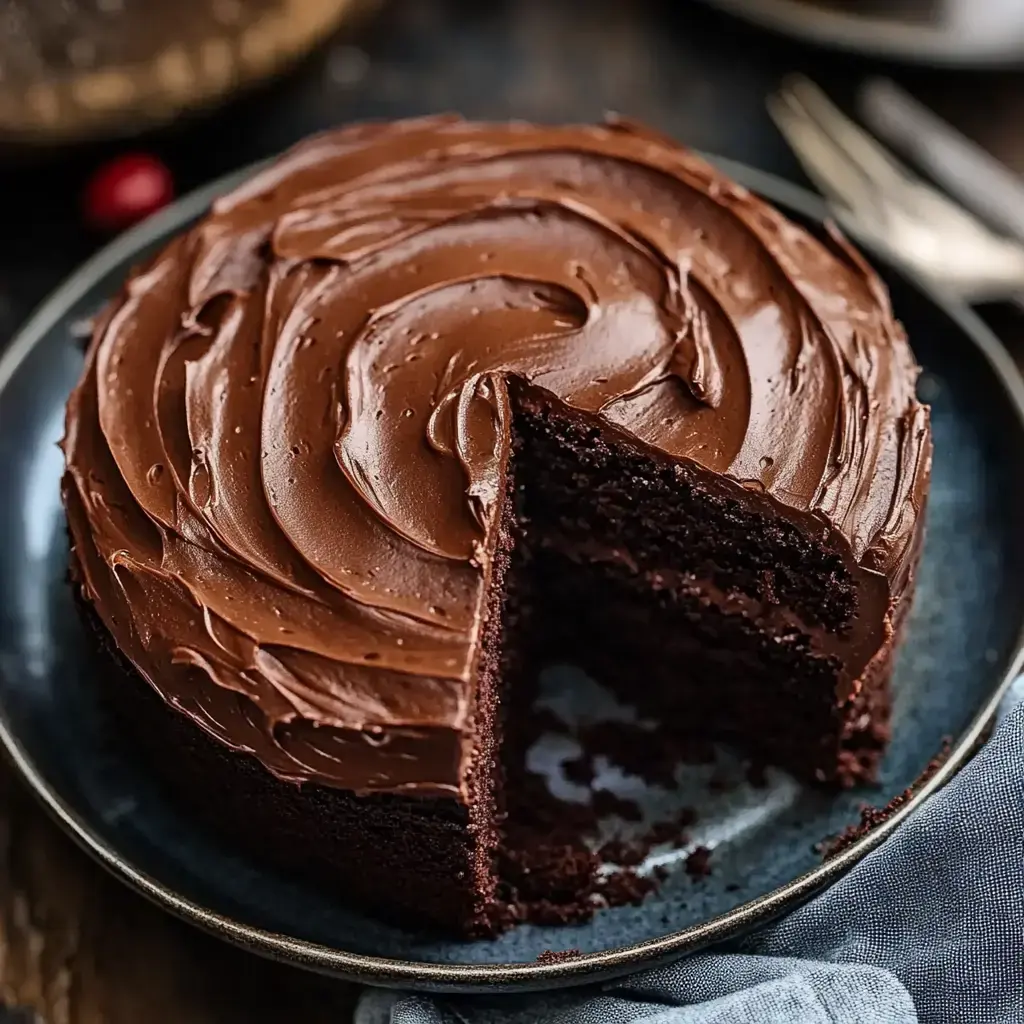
[2,152,1024,992]
[694,0,1024,67]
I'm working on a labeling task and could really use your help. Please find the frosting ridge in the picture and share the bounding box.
[62,116,931,796]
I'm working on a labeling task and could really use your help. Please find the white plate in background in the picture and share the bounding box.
[695,0,1024,66]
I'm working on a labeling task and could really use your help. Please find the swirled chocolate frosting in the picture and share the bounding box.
[62,116,931,798]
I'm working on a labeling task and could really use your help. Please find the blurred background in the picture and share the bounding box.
[3,0,1024,1020]
[6,0,1024,346]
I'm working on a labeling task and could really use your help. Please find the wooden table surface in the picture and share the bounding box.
[2,0,1024,1018]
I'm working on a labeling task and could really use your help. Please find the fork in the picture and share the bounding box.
[767,75,1024,306]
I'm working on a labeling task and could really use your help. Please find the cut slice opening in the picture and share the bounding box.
[465,380,895,936]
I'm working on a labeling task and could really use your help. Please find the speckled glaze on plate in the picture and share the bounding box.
[0,157,1022,993]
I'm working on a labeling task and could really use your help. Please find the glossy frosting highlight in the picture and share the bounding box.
[62,116,930,796]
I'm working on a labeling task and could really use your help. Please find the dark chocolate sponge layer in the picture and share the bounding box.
[81,592,483,935]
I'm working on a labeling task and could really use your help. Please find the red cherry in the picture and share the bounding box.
[83,153,175,234]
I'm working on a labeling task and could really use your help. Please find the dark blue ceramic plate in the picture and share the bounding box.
[0,159,1022,993]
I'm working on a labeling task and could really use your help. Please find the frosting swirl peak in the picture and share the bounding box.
[62,116,930,796]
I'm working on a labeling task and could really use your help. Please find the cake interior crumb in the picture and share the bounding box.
[465,382,884,935]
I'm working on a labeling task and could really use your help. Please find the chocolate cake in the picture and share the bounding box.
[61,115,932,937]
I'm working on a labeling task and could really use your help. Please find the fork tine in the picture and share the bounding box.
[778,75,982,232]
[766,89,886,222]
[782,75,915,193]
[770,77,1024,298]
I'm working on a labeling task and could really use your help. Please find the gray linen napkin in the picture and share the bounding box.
[357,678,1024,1024]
